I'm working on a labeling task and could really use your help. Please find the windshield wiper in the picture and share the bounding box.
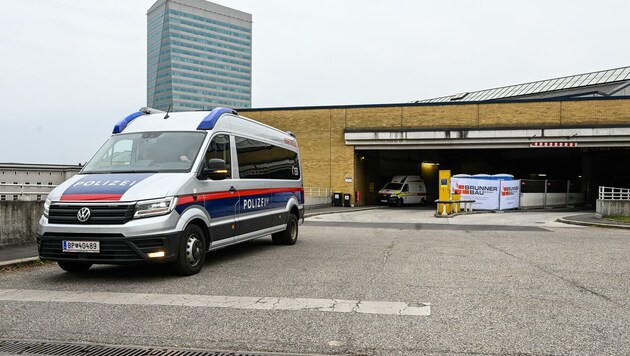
[112,170,160,174]
[81,170,159,174]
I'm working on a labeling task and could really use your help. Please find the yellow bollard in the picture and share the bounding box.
[452,192,461,213]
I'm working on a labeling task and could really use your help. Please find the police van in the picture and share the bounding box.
[37,107,304,276]
[378,175,427,206]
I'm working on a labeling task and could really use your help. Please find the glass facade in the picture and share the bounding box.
[147,0,252,112]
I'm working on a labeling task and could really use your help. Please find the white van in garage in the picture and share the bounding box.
[378,176,427,206]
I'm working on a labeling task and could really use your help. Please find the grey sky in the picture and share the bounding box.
[1,0,628,164]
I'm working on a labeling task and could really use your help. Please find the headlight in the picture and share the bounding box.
[43,198,52,218]
[134,197,177,219]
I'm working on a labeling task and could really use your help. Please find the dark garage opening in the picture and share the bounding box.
[355,147,630,207]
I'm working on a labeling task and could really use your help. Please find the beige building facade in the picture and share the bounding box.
[241,97,630,206]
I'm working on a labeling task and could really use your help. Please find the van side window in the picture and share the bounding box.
[235,136,300,180]
[204,134,231,177]
[402,184,409,192]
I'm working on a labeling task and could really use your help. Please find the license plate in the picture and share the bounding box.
[62,240,100,253]
[380,199,388,203]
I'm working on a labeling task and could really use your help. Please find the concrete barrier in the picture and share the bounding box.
[596,200,630,217]
[0,201,43,247]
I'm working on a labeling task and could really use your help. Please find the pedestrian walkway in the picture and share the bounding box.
[1,208,627,268]
[557,213,630,229]
[0,243,37,267]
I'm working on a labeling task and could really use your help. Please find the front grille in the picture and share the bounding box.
[48,203,135,225]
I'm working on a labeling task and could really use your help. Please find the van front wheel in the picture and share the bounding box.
[173,224,206,276]
[272,214,298,245]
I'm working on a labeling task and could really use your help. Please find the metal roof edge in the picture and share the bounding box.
[238,96,630,112]
[344,122,630,133]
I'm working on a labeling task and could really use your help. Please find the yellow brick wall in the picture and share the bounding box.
[346,107,402,129]
[402,105,479,128]
[478,101,562,127]
[562,99,630,125]
[241,98,630,206]
[330,109,355,199]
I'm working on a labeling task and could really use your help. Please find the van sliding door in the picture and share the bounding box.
[201,134,237,244]
[234,136,274,237]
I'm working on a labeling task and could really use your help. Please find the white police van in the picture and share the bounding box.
[37,107,304,276]
[378,175,427,206]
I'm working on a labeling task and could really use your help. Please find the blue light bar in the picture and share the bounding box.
[113,111,146,134]
[197,107,238,130]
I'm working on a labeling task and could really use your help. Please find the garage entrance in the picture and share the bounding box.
[354,147,630,207]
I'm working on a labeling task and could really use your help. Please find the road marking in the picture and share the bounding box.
[0,289,430,316]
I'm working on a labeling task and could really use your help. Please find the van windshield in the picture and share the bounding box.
[82,131,206,173]
[383,183,403,190]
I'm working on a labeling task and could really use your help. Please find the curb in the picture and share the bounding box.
[304,206,381,218]
[556,218,630,230]
[0,257,39,268]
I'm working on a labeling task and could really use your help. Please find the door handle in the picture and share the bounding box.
[229,186,237,193]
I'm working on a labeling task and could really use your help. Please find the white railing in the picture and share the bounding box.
[304,187,331,206]
[0,183,57,201]
[599,186,630,200]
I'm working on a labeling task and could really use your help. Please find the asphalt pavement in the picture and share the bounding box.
[0,206,626,267]
[1,206,629,355]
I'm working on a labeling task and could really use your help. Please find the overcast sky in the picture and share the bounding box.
[1,0,629,164]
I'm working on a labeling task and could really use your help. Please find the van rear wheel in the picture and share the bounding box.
[173,224,206,276]
[272,214,298,245]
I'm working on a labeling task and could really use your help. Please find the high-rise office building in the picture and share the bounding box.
[147,0,252,111]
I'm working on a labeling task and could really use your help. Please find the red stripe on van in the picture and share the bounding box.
[177,187,303,206]
[60,194,123,201]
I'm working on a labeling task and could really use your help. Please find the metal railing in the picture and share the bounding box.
[0,183,57,201]
[599,186,630,200]
[304,187,331,198]
[303,187,331,206]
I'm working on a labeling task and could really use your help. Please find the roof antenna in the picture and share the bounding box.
[163,104,172,120]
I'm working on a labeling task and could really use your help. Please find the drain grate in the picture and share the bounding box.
[0,340,302,356]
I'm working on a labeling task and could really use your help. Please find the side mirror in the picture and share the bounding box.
[203,158,229,180]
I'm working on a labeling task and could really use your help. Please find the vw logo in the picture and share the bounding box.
[77,207,91,222]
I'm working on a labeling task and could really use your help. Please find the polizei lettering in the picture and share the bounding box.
[73,180,139,187]
[464,185,498,196]
[243,197,270,210]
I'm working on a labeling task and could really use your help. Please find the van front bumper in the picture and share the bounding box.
[37,231,181,264]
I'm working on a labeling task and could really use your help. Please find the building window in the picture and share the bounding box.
[36,195,42,201]
[13,195,18,201]
[13,182,18,185]
[48,182,53,186]
[25,182,30,185]
[37,182,41,185]
[0,195,5,201]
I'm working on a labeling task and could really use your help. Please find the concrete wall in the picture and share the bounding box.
[0,201,43,247]
[596,200,630,216]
